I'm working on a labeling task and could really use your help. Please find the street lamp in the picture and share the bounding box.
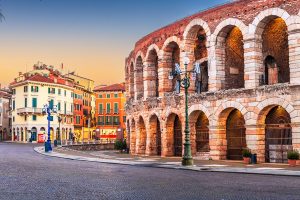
[57,116,62,145]
[42,104,57,152]
[169,55,201,166]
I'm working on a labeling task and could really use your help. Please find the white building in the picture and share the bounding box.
[10,70,74,143]
[0,90,11,141]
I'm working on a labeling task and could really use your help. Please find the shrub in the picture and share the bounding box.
[242,148,251,158]
[114,139,127,151]
[287,150,300,160]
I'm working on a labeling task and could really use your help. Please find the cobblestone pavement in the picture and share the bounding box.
[1,143,300,200]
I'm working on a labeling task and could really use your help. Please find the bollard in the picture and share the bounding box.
[251,153,257,164]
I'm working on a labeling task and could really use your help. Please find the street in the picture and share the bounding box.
[0,143,300,200]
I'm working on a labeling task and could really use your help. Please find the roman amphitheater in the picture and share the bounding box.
[125,0,300,163]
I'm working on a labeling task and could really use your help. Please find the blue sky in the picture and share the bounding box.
[0,0,228,86]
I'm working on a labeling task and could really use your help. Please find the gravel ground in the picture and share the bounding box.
[1,142,300,200]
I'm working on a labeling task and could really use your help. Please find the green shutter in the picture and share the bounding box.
[31,86,34,92]
[48,88,50,94]
[32,98,37,108]
[25,98,27,108]
[49,99,54,109]
[36,86,39,92]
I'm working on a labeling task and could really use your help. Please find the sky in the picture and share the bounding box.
[0,0,228,87]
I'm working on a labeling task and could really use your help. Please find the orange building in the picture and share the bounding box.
[94,83,126,142]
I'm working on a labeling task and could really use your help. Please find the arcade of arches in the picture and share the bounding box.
[126,4,300,164]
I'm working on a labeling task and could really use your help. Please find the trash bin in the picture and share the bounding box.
[251,153,257,164]
[54,140,58,147]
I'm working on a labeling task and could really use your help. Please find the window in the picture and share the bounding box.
[58,89,61,95]
[71,92,74,98]
[32,115,37,121]
[49,99,54,109]
[13,116,15,122]
[71,104,73,112]
[98,94,103,98]
[106,94,110,98]
[113,116,120,125]
[76,116,81,124]
[48,88,55,94]
[31,86,39,92]
[25,98,27,108]
[12,100,15,110]
[57,102,61,111]
[98,104,103,114]
[123,116,126,123]
[114,93,118,98]
[97,116,104,125]
[114,103,119,114]
[64,102,67,114]
[24,86,28,93]
[105,116,112,125]
[24,115,27,121]
[12,89,16,95]
[106,103,111,114]
[64,90,67,96]
[32,98,37,108]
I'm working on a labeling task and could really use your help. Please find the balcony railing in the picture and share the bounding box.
[17,107,43,115]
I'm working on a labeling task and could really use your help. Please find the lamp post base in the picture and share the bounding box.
[182,157,194,166]
[45,141,52,152]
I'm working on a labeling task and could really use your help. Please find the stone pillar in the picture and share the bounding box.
[288,29,300,85]
[189,119,197,156]
[130,126,136,155]
[158,52,173,96]
[245,125,265,163]
[244,35,263,89]
[209,126,227,160]
[161,121,174,157]
[144,61,157,99]
[292,124,300,151]
[23,130,26,142]
[145,120,157,156]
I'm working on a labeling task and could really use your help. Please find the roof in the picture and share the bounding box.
[94,83,125,92]
[10,74,73,88]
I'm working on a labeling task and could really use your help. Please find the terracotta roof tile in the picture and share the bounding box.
[94,83,125,92]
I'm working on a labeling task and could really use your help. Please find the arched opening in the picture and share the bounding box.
[126,120,130,148]
[21,127,24,142]
[129,62,134,99]
[146,49,159,97]
[31,127,37,142]
[50,127,54,141]
[13,128,16,141]
[148,115,161,156]
[174,115,182,156]
[163,42,180,92]
[130,119,136,154]
[226,109,246,160]
[135,56,144,99]
[265,106,292,163]
[189,110,209,156]
[189,25,209,93]
[137,116,146,154]
[165,113,182,156]
[56,127,60,141]
[224,27,244,89]
[17,128,20,141]
[262,18,289,85]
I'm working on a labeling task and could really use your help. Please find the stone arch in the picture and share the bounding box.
[250,8,291,35]
[160,37,181,93]
[130,118,136,154]
[135,51,145,63]
[31,127,37,142]
[136,116,147,155]
[146,113,162,156]
[129,61,135,99]
[217,107,246,160]
[183,18,211,93]
[189,104,211,121]
[163,112,183,157]
[189,110,210,157]
[134,55,144,100]
[212,18,247,90]
[256,98,295,125]
[214,101,248,124]
[145,44,160,98]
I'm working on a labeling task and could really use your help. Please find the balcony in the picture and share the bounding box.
[17,107,43,115]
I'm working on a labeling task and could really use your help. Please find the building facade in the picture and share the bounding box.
[0,89,12,141]
[10,63,74,143]
[125,0,300,163]
[65,73,95,141]
[94,83,126,142]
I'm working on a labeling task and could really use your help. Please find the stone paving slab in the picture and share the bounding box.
[33,146,300,177]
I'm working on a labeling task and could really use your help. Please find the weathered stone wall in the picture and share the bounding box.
[125,0,300,163]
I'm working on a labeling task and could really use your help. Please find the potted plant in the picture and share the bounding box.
[114,139,127,153]
[242,149,251,164]
[287,150,299,167]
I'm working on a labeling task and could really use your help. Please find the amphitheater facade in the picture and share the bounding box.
[124,0,300,163]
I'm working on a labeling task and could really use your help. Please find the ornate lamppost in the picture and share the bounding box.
[57,116,62,145]
[42,104,57,152]
[169,55,201,166]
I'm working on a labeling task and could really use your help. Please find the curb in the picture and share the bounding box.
[33,147,300,177]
